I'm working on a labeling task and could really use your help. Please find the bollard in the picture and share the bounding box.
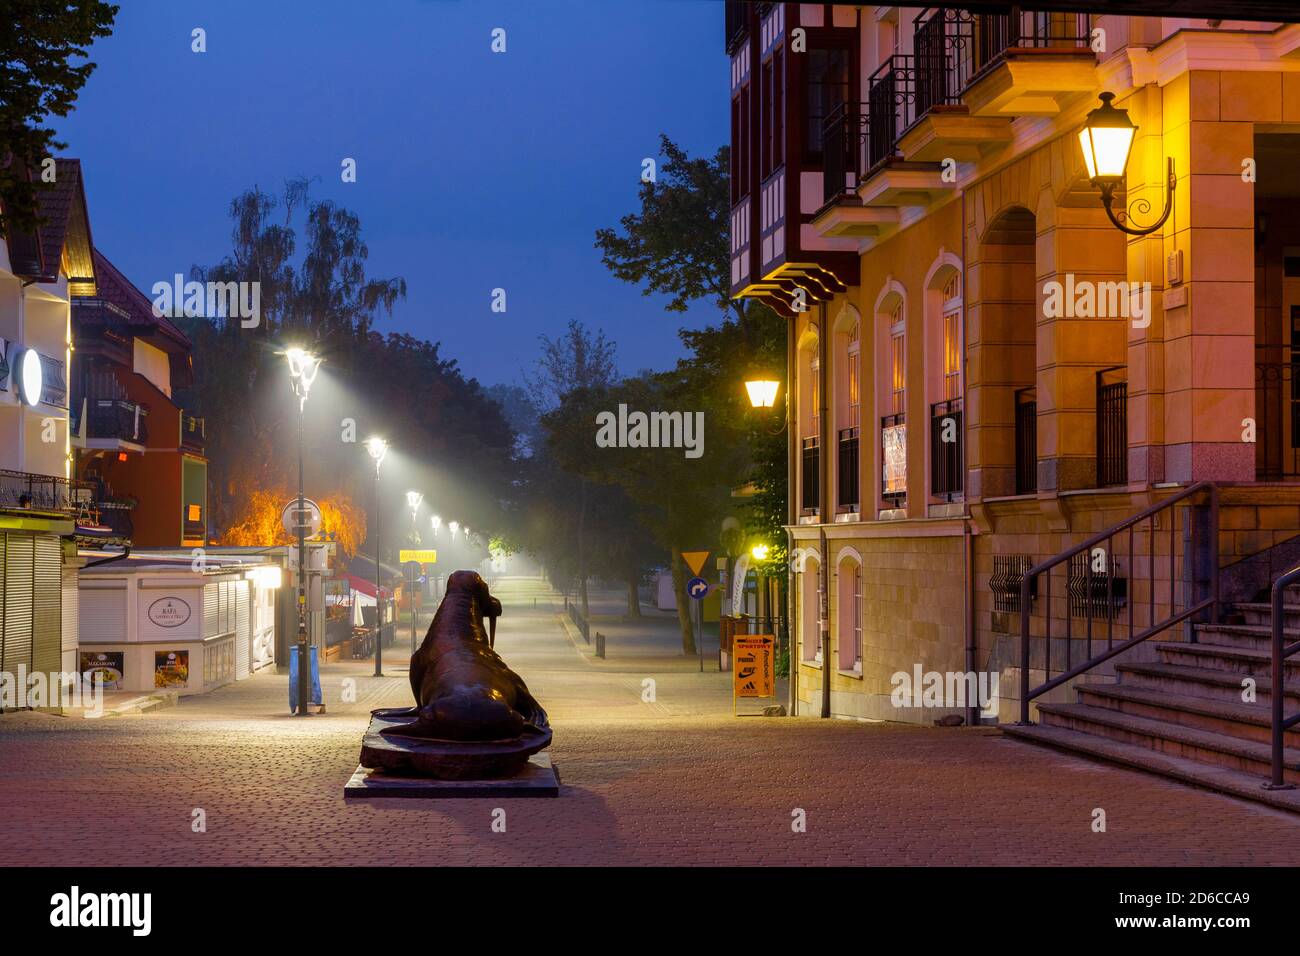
[595,631,605,659]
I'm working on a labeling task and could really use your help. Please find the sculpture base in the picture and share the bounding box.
[358,709,553,780]
[344,753,560,799]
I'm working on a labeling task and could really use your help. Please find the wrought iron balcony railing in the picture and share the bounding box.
[1096,367,1128,488]
[930,398,963,501]
[182,412,206,449]
[1015,386,1038,495]
[0,469,96,517]
[822,101,870,205]
[919,6,1093,94]
[837,426,860,510]
[82,398,149,444]
[801,436,820,514]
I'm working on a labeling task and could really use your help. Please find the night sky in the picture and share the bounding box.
[52,0,728,387]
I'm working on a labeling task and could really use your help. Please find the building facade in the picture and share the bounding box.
[71,249,208,548]
[728,4,1300,727]
[0,159,97,687]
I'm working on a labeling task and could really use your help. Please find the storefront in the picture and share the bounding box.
[77,552,282,695]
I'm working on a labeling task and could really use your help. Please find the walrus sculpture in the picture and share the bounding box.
[360,570,551,779]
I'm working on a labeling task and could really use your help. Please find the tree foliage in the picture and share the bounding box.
[0,0,117,235]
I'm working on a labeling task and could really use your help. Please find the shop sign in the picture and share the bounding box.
[148,596,192,628]
[154,650,189,689]
[733,635,776,700]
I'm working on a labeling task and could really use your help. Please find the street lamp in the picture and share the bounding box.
[286,347,321,717]
[448,520,459,542]
[366,437,388,676]
[1078,91,1175,236]
[430,514,441,537]
[751,543,771,562]
[745,378,780,409]
[405,491,424,652]
[406,490,424,522]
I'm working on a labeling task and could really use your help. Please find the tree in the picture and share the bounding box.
[178,181,515,561]
[0,0,117,235]
[594,135,789,650]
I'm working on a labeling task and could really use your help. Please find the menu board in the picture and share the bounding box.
[80,650,125,690]
[154,650,189,689]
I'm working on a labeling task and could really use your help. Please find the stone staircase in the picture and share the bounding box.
[1002,590,1300,813]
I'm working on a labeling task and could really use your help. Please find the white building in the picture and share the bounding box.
[0,159,96,690]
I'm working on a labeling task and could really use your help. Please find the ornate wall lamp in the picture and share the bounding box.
[1078,92,1176,237]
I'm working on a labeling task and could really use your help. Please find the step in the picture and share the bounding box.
[1117,660,1300,708]
[1234,602,1300,628]
[1076,682,1300,748]
[1191,622,1300,652]
[1035,701,1300,784]
[1154,640,1300,679]
[1001,723,1300,815]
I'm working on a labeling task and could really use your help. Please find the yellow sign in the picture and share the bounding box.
[733,635,776,702]
[399,549,438,564]
[681,550,710,577]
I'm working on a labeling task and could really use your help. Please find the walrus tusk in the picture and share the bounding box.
[489,613,497,648]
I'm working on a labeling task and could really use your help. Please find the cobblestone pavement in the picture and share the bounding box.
[0,576,1296,866]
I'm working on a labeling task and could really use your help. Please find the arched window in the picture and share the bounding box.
[925,258,964,502]
[836,553,862,672]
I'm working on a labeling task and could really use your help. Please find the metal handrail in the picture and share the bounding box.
[1019,480,1219,723]
[1268,566,1300,789]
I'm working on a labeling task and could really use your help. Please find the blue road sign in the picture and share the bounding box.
[687,576,709,600]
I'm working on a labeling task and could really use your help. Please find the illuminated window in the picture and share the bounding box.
[187,504,202,522]
[847,321,860,427]
[890,302,905,415]
[942,273,961,400]
[810,358,820,437]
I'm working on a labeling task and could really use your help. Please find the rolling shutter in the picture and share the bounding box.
[32,535,61,675]
[3,534,33,675]
[79,588,126,642]
[235,581,250,680]
[203,582,218,637]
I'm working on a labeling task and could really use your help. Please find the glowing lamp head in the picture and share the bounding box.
[430,514,442,532]
[745,378,780,409]
[17,348,43,407]
[406,490,423,513]
[285,347,322,398]
[365,437,388,471]
[448,520,460,540]
[1078,92,1136,185]
[751,543,771,562]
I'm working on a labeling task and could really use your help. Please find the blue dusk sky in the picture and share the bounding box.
[52,0,729,387]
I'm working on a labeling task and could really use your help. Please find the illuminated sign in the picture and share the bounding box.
[399,549,437,564]
[17,348,43,407]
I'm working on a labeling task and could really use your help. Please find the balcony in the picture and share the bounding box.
[182,412,206,451]
[951,8,1096,117]
[94,498,136,540]
[801,437,820,515]
[1096,367,1127,488]
[82,398,149,446]
[0,469,95,517]
[813,102,902,239]
[1015,387,1038,495]
[837,427,859,512]
[930,398,963,501]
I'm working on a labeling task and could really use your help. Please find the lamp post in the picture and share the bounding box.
[285,347,321,717]
[1079,91,1175,237]
[429,514,442,599]
[406,491,423,652]
[366,437,388,675]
